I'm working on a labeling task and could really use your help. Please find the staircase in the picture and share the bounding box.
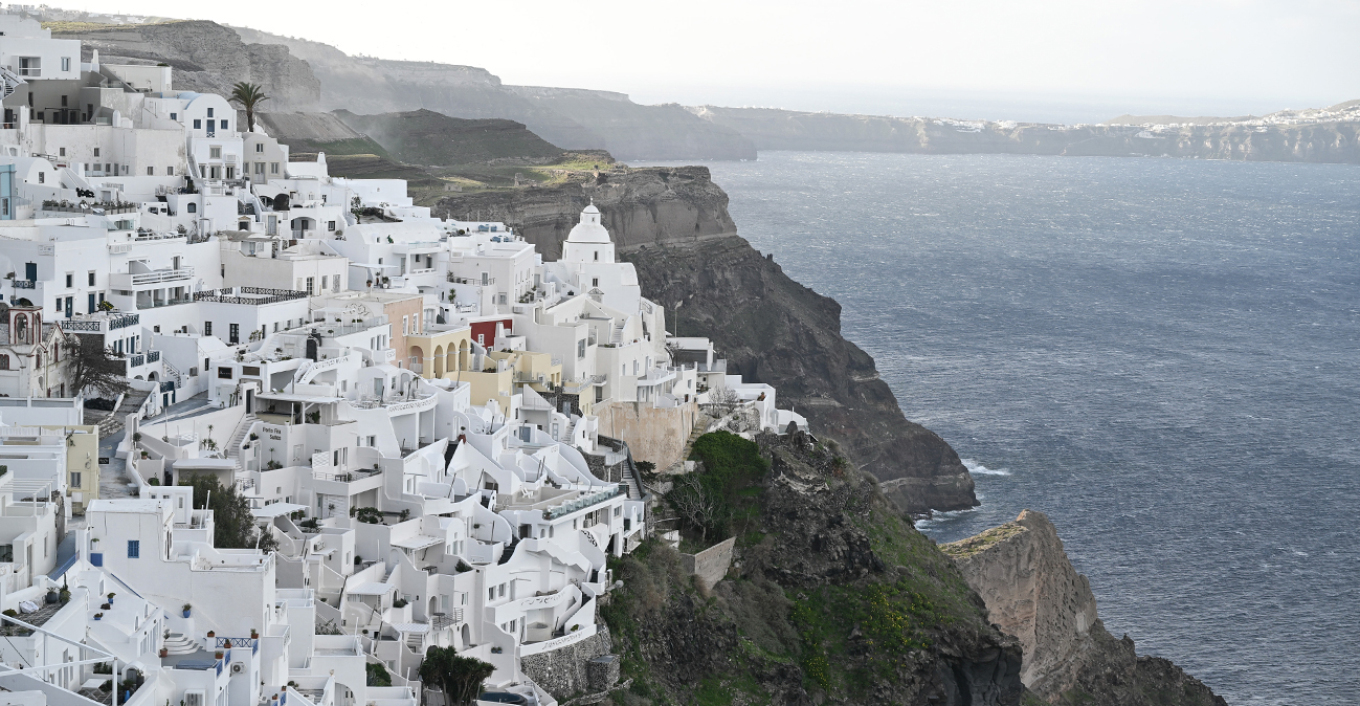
[405,632,423,651]
[162,360,183,386]
[163,632,203,656]
[99,388,151,437]
[225,415,258,459]
[0,66,23,101]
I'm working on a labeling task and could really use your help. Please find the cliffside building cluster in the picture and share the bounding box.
[0,17,805,706]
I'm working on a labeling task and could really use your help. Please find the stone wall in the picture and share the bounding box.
[519,624,613,700]
[680,536,735,591]
[594,399,697,470]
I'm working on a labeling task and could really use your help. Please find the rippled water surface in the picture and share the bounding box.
[660,152,1360,705]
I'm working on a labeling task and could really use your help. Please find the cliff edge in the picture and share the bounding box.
[432,167,977,515]
[942,511,1227,706]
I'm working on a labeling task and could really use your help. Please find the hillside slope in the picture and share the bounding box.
[601,430,1021,705]
[332,109,564,166]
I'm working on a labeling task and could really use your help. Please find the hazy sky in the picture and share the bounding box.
[49,0,1360,121]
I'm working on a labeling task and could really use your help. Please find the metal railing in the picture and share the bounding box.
[10,280,35,289]
[147,350,160,363]
[128,267,194,285]
[543,485,625,520]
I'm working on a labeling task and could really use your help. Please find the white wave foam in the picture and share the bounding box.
[962,458,1012,476]
[914,505,980,532]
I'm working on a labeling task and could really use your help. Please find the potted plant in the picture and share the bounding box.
[206,630,215,638]
[45,588,59,604]
[214,651,224,660]
[94,613,104,621]
[222,639,232,648]
[159,647,168,658]
[182,603,191,618]
[107,592,116,604]
[59,587,71,605]
[250,628,258,639]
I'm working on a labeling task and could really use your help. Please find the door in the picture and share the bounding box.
[88,293,95,313]
[24,263,35,281]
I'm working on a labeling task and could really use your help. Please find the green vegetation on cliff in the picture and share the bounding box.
[600,432,1020,705]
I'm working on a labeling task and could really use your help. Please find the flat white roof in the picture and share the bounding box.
[251,502,306,518]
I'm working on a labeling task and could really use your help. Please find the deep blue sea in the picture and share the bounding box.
[650,152,1360,706]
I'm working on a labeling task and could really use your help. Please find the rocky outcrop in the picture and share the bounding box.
[691,105,1360,163]
[432,167,977,514]
[58,21,321,110]
[942,511,1227,706]
[332,109,564,166]
[602,431,1021,705]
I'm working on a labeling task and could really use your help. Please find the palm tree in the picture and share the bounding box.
[229,82,269,133]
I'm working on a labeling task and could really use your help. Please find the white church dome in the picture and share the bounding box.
[566,203,612,244]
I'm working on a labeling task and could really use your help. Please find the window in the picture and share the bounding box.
[488,588,495,601]
[256,143,264,153]
[577,339,586,359]
[592,278,599,288]
[306,276,315,294]
[127,540,140,559]
[187,203,197,214]
[61,95,67,107]
[204,322,212,336]
[403,316,409,334]
[61,57,71,72]
[167,166,174,176]
[327,220,336,231]
[37,171,43,184]
[88,271,95,286]
[58,147,65,157]
[594,251,599,261]
[0,355,8,370]
[70,471,81,487]
[218,367,233,379]
[229,323,239,344]
[146,166,154,176]
[93,148,100,157]
[210,146,221,159]
[64,273,72,288]
[270,162,279,174]
[170,112,177,121]
[321,276,328,291]
[193,119,201,129]
[221,119,228,130]
[207,107,214,118]
[255,162,264,174]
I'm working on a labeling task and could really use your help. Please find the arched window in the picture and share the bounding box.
[187,202,197,214]
[0,355,8,370]
[51,344,58,363]
[35,353,41,368]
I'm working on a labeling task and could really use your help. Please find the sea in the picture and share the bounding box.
[647,151,1359,706]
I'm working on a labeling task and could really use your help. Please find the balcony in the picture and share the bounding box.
[543,485,625,520]
[10,279,35,290]
[110,267,195,289]
[194,287,308,305]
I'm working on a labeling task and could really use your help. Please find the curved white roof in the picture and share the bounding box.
[566,203,611,244]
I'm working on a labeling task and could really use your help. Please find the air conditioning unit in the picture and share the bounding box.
[230,662,245,675]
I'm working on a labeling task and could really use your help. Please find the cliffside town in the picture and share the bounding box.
[0,11,1230,706]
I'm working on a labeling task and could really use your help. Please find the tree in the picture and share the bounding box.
[668,473,719,545]
[418,647,494,706]
[229,82,269,133]
[365,662,391,687]
[180,475,277,552]
[67,334,130,399]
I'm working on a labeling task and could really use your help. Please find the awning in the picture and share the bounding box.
[348,582,396,596]
[252,502,306,518]
[392,622,429,634]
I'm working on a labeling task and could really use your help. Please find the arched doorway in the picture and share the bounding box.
[409,345,424,375]
[432,345,444,377]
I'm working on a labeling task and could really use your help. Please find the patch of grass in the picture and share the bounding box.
[939,522,1027,559]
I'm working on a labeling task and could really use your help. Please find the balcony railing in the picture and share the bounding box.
[147,350,160,363]
[128,267,194,285]
[449,275,494,285]
[543,485,625,520]
[10,280,35,289]
[129,354,145,368]
[194,287,308,305]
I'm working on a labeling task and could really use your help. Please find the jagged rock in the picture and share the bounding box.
[942,511,1227,706]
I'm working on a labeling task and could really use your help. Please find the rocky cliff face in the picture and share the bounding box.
[59,21,321,110]
[432,167,977,515]
[691,105,1360,163]
[942,512,1227,706]
[601,431,1021,705]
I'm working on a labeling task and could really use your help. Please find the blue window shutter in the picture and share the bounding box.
[90,552,103,567]
[127,540,139,559]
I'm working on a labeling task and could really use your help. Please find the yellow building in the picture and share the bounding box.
[406,328,477,379]
[488,350,563,393]
[55,425,100,515]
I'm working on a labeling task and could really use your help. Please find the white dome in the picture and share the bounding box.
[566,203,611,244]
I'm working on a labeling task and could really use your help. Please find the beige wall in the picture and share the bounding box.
[595,399,698,470]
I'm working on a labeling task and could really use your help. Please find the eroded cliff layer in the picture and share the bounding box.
[432,167,977,514]
[942,511,1227,706]
[691,105,1360,163]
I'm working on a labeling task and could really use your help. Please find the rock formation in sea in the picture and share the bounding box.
[942,511,1228,706]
